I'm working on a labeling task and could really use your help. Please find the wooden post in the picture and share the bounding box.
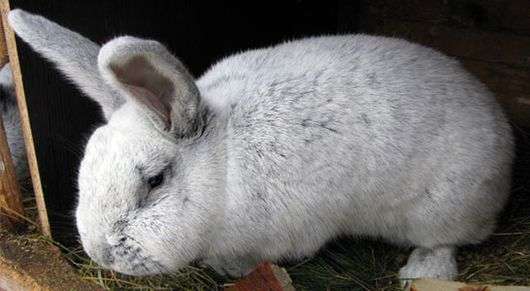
[0,1,23,230]
[0,0,51,236]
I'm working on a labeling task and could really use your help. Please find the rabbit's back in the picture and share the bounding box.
[197,35,513,258]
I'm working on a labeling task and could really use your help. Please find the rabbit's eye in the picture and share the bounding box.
[147,173,164,189]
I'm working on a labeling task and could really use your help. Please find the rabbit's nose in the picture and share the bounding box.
[99,246,115,266]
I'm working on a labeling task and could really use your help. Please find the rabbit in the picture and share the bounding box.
[0,63,29,184]
[8,9,514,283]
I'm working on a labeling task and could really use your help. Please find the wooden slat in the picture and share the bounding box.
[410,278,530,290]
[0,11,6,66]
[0,0,23,230]
[0,0,50,236]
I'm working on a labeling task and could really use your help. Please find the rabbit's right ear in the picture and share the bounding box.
[8,9,123,120]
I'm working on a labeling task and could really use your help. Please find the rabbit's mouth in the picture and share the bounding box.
[104,234,167,276]
[110,256,166,276]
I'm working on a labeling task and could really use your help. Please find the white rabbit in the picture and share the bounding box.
[0,63,29,184]
[9,9,514,282]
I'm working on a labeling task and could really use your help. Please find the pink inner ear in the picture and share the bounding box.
[123,84,171,128]
[109,56,175,129]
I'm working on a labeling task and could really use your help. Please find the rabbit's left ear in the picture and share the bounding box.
[98,36,202,137]
[8,9,124,120]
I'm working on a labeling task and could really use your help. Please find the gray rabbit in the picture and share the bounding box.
[9,9,513,283]
[0,63,28,184]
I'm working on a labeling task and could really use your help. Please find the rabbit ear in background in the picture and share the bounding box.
[8,9,123,120]
[98,36,202,137]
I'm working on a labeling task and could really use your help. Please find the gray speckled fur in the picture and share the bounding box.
[9,9,513,282]
[0,64,28,183]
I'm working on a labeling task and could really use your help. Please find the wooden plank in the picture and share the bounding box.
[0,12,6,66]
[409,278,530,290]
[0,0,50,236]
[360,18,530,68]
[0,0,23,230]
[361,0,530,35]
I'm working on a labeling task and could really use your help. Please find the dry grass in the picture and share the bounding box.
[51,241,221,290]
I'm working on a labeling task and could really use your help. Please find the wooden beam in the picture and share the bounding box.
[0,0,23,230]
[409,278,530,291]
[0,0,51,236]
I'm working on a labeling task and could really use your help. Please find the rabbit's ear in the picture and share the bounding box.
[8,9,123,120]
[98,36,202,137]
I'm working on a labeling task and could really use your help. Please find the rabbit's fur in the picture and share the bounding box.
[9,9,514,282]
[0,63,28,183]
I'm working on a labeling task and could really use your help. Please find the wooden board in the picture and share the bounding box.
[409,278,530,291]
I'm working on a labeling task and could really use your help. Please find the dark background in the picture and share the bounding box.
[10,0,530,247]
[11,0,361,245]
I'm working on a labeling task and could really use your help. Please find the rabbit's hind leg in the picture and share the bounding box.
[398,246,457,286]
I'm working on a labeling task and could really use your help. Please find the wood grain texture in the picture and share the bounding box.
[0,13,6,67]
[0,0,24,230]
[0,0,50,236]
[409,278,530,291]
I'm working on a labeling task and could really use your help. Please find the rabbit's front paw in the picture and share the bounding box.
[398,246,457,287]
[204,256,258,278]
